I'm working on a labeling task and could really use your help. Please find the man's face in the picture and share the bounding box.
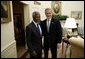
[33,14,40,23]
[45,10,52,19]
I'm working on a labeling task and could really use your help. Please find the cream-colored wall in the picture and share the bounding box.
[1,1,17,58]
[61,1,84,27]
[1,23,15,51]
[29,1,51,22]
[23,3,30,28]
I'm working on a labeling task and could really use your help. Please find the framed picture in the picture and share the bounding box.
[34,1,41,5]
[1,1,11,24]
[71,11,82,20]
[51,1,61,15]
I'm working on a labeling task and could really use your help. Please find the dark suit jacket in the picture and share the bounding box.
[26,22,42,53]
[40,17,62,48]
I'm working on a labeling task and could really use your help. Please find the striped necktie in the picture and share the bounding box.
[47,20,50,32]
[37,24,40,34]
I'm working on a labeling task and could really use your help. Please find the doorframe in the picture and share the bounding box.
[20,1,30,49]
[12,1,30,57]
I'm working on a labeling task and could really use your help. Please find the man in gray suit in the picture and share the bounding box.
[26,11,42,58]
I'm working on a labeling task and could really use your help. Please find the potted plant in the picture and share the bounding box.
[53,15,69,21]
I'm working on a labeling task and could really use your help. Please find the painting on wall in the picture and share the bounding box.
[71,11,82,20]
[51,1,61,15]
[1,1,11,24]
[34,1,41,5]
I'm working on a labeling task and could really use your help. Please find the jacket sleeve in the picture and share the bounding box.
[56,21,62,43]
[40,21,44,36]
[26,26,34,52]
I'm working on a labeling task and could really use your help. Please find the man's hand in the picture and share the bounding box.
[57,43,62,49]
[31,50,37,57]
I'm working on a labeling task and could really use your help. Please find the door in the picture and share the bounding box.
[12,1,27,58]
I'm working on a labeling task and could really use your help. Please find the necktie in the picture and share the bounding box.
[47,20,50,32]
[37,24,40,34]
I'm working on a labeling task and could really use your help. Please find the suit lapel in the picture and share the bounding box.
[31,22,41,36]
[31,22,37,33]
[45,19,48,33]
[49,18,54,32]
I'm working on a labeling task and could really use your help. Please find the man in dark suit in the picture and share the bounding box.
[26,11,42,58]
[40,8,62,58]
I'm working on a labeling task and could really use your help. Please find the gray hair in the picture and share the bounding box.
[32,11,40,17]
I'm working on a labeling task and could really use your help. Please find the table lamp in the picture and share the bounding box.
[64,18,77,38]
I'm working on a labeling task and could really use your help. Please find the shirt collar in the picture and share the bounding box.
[47,18,52,21]
[33,20,38,27]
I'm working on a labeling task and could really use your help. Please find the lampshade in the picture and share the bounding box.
[64,18,77,28]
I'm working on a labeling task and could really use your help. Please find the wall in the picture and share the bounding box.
[1,1,17,58]
[61,1,84,27]
[30,1,51,21]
